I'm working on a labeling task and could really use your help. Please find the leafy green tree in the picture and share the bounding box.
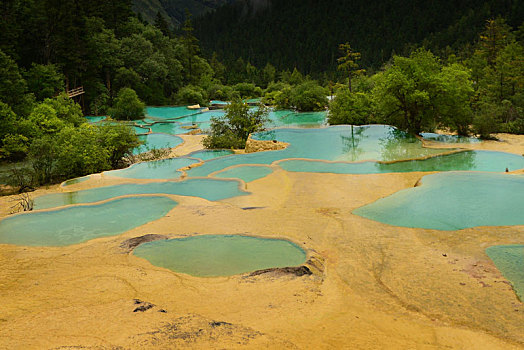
[479,18,512,66]
[290,81,328,111]
[203,100,269,149]
[328,90,372,125]
[53,125,111,178]
[181,12,200,83]
[337,43,365,92]
[29,135,58,185]
[372,49,441,134]
[110,88,145,120]
[437,63,474,135]
[1,134,30,161]
[97,122,140,167]
[233,83,261,98]
[24,63,64,101]
[27,103,65,136]
[85,18,123,97]
[209,52,226,84]
[174,85,206,105]
[288,68,304,85]
[0,49,32,115]
[261,63,276,88]
[44,94,85,127]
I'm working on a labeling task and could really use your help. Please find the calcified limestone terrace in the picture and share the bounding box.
[0,129,523,349]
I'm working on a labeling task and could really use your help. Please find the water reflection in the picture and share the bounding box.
[341,126,368,161]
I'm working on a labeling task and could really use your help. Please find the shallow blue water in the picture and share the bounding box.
[0,197,177,246]
[486,245,524,300]
[188,149,234,160]
[148,122,192,135]
[84,116,107,123]
[186,125,451,177]
[104,158,199,179]
[279,151,524,174]
[146,106,198,120]
[353,172,524,230]
[133,234,306,277]
[34,178,249,209]
[133,133,183,155]
[213,166,273,182]
[420,132,481,143]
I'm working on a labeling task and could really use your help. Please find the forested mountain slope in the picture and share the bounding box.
[194,0,523,73]
[132,0,232,27]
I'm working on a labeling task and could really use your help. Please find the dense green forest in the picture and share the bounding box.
[0,0,523,190]
[195,0,523,75]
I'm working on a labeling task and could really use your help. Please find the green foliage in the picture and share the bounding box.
[337,43,365,92]
[233,83,262,98]
[207,84,237,101]
[110,88,146,120]
[44,94,85,127]
[0,49,32,115]
[24,64,64,101]
[1,134,30,161]
[27,104,65,136]
[203,100,269,149]
[372,49,474,134]
[328,90,372,125]
[174,85,207,105]
[290,81,329,112]
[28,122,139,185]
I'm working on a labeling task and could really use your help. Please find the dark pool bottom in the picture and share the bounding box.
[133,234,307,277]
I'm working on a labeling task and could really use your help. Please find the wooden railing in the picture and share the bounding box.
[67,86,85,98]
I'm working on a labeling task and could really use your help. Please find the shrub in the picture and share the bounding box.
[290,81,328,111]
[174,85,206,106]
[110,88,146,120]
[328,90,372,125]
[203,100,269,149]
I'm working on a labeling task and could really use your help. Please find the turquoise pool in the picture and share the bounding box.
[421,132,481,143]
[353,172,524,230]
[84,116,107,123]
[486,245,524,300]
[104,158,199,179]
[188,149,234,160]
[148,122,189,135]
[133,133,183,155]
[34,178,249,209]
[146,106,199,120]
[186,125,453,177]
[278,150,524,174]
[268,110,327,128]
[213,165,273,182]
[133,235,307,277]
[0,197,177,246]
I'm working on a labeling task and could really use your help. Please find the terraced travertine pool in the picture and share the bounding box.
[33,178,249,210]
[353,172,524,230]
[2,106,523,300]
[133,235,307,277]
[104,158,199,180]
[0,196,177,246]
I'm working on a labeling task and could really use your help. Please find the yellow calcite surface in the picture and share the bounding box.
[0,133,523,349]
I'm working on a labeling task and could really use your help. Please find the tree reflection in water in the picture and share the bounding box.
[340,126,369,161]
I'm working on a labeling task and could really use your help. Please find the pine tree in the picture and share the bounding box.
[337,43,364,92]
